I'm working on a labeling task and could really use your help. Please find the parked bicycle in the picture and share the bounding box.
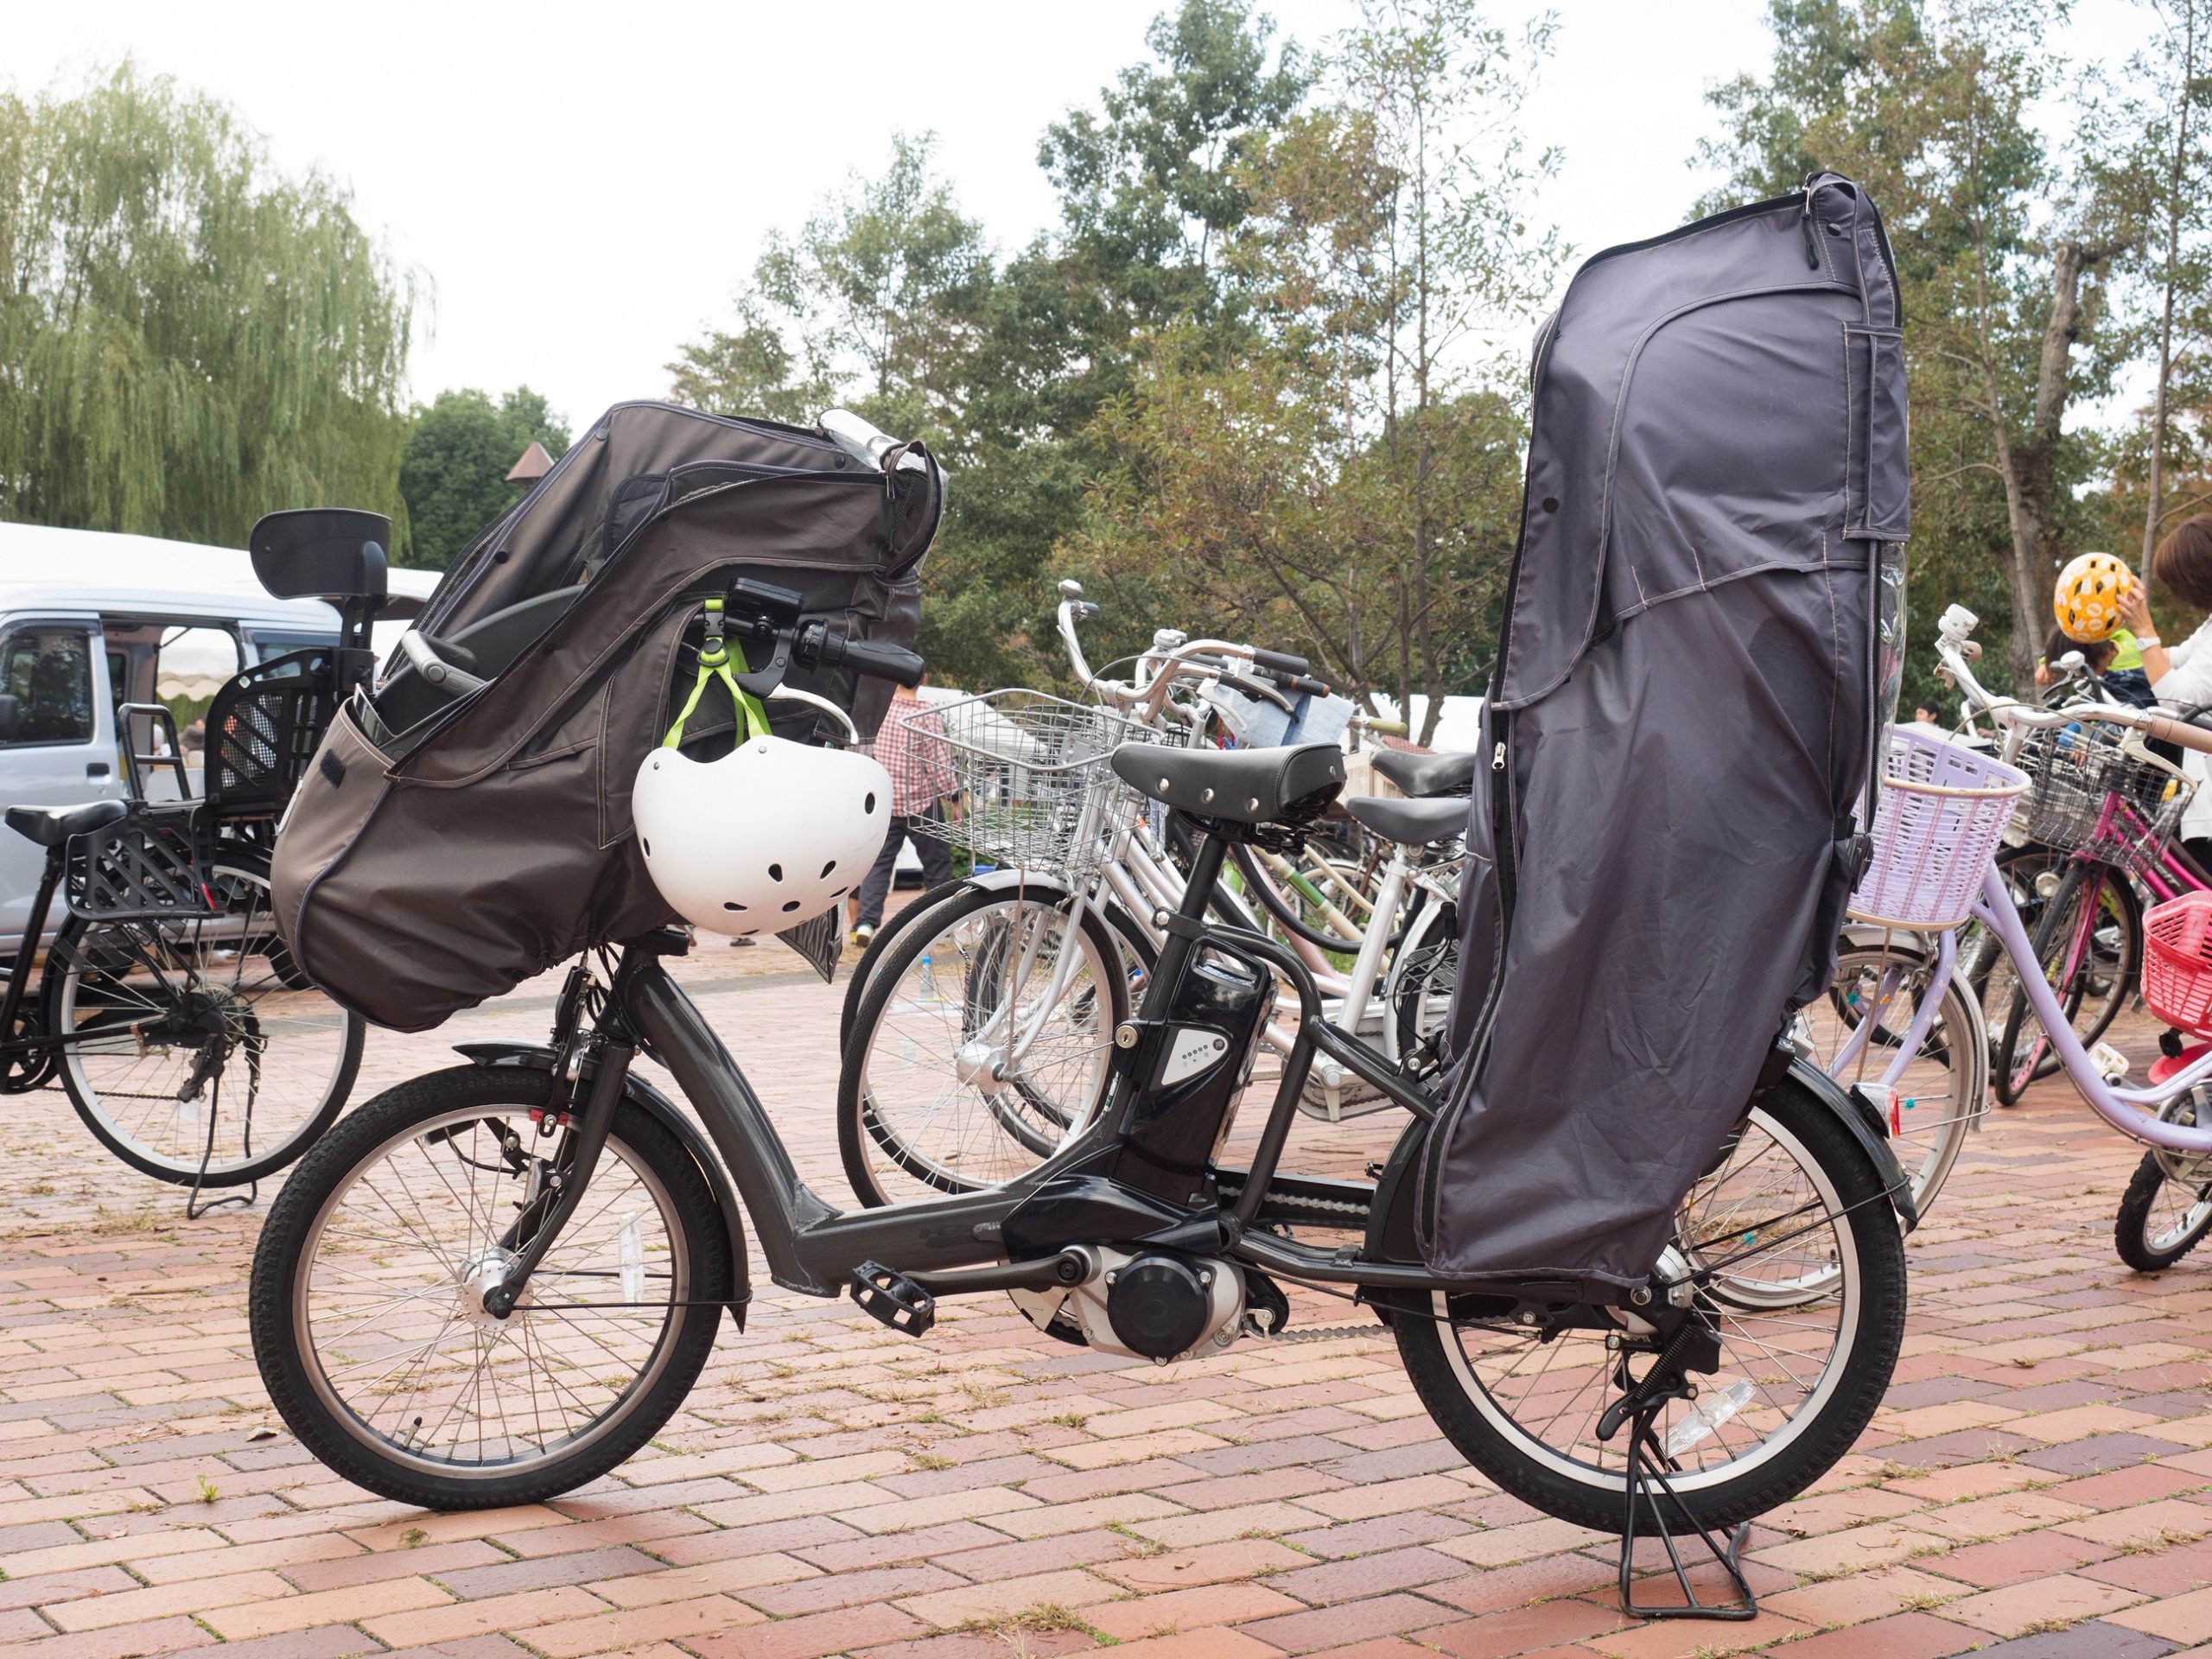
[0,512,384,1205]
[249,597,1911,1587]
[1827,604,2212,1268]
[835,585,1468,1205]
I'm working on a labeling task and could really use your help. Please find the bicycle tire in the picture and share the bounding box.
[2116,1147,2212,1272]
[838,885,1135,1207]
[1395,1071,1904,1534]
[250,1064,730,1510]
[50,861,363,1186]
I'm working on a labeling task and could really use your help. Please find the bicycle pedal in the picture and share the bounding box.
[849,1261,935,1338]
[2092,1041,2131,1084]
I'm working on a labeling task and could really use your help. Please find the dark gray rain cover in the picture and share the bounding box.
[1418,175,1908,1286]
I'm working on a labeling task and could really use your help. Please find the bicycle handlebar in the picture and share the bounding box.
[1935,605,2212,756]
[795,625,926,688]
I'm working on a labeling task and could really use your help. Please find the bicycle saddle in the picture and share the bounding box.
[1370,747,1478,797]
[1345,794,1467,847]
[1111,741,1344,828]
[5,798,128,849]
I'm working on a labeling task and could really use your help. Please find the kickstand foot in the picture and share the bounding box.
[1617,1397,1758,1621]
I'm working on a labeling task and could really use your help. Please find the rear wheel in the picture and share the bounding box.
[51,863,362,1185]
[1395,1075,1905,1534]
[249,1064,729,1510]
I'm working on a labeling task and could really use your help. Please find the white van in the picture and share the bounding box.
[0,523,435,944]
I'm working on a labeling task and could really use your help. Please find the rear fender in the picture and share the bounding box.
[454,1040,752,1326]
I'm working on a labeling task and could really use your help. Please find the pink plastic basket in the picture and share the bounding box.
[1847,727,2028,930]
[2144,891,2212,1035]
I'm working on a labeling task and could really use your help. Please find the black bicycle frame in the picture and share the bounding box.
[505,824,1633,1315]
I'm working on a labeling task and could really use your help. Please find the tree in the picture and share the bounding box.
[668,8,1313,692]
[669,132,989,445]
[0,63,416,546]
[1703,0,2132,694]
[397,388,570,569]
[1074,0,1554,739]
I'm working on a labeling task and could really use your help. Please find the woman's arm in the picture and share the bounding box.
[2121,582,2171,684]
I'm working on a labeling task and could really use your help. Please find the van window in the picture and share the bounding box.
[2,626,96,745]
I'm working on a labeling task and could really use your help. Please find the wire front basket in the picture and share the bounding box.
[2010,722,2193,876]
[893,689,1172,880]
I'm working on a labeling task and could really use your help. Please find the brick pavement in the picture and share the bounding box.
[9,960,2212,1656]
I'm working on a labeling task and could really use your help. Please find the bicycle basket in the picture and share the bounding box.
[2145,891,2212,1035]
[892,689,1171,879]
[1847,727,2027,930]
[65,804,216,924]
[2012,723,2192,873]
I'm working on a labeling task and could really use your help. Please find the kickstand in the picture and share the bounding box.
[1599,1321,1758,1623]
[181,1070,256,1222]
[1613,1392,1758,1621]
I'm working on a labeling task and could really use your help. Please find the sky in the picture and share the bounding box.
[3,0,2165,431]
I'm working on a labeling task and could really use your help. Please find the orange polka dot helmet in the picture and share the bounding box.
[2054,551,2133,644]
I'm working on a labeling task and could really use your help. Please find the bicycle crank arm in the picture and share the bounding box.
[483,1039,634,1319]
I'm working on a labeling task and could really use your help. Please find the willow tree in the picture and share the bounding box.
[0,65,415,546]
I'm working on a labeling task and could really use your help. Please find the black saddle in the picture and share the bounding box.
[1345,794,1467,847]
[1370,747,1478,797]
[1111,742,1344,829]
[5,799,128,849]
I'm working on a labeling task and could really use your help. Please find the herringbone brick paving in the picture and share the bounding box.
[8,946,2212,1656]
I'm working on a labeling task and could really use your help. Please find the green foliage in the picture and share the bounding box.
[1074,0,1555,738]
[1702,0,2128,702]
[397,387,570,569]
[668,2,1312,694]
[0,63,415,547]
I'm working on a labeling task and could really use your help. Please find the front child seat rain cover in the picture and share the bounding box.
[270,401,940,1032]
[1420,174,1908,1286]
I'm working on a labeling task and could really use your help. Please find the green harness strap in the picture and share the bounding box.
[664,598,772,749]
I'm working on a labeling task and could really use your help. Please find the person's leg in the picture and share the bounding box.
[913,805,954,888]
[852,817,907,932]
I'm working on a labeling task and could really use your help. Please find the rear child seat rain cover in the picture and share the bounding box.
[270,401,940,1032]
[1420,175,1907,1286]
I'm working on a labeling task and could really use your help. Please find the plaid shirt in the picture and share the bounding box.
[874,688,957,816]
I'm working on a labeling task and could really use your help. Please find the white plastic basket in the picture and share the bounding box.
[1847,727,2028,930]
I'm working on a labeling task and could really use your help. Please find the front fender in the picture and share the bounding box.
[454,1041,753,1326]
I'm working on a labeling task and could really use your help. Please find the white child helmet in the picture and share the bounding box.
[633,736,892,937]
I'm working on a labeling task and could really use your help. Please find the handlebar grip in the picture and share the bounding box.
[1364,718,1409,737]
[2142,711,2212,755]
[837,637,927,688]
[1251,647,1310,679]
[1287,673,1332,697]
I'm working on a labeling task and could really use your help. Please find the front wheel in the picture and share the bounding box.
[2116,1141,2212,1273]
[839,886,1140,1207]
[249,1065,732,1510]
[1395,1074,1905,1535]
